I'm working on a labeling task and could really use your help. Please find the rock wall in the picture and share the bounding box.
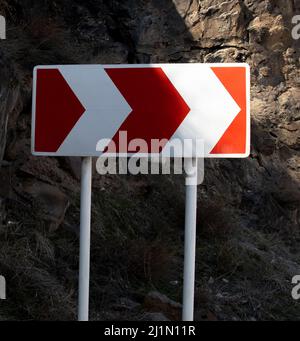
[0,0,299,320]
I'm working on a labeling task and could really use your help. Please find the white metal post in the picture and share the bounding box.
[78,157,92,321]
[182,158,198,321]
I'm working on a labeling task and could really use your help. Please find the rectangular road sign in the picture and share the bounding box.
[32,63,250,158]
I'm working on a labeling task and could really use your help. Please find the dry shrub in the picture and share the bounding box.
[197,199,236,240]
[215,241,239,274]
[0,206,77,320]
[126,238,175,286]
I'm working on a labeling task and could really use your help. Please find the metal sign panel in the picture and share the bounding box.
[32,63,250,158]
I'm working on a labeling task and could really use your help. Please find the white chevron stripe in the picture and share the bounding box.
[161,64,241,157]
[56,65,132,156]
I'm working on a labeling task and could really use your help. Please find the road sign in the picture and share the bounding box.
[31,63,251,322]
[32,63,250,158]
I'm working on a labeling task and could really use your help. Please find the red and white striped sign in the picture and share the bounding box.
[32,64,250,157]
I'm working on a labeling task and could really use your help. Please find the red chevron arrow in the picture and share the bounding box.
[34,69,86,152]
[210,67,247,154]
[105,67,191,153]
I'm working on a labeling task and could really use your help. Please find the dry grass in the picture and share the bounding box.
[197,198,236,240]
[0,219,76,320]
[126,238,175,285]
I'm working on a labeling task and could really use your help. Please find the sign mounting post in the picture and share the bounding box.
[182,158,198,321]
[78,156,92,321]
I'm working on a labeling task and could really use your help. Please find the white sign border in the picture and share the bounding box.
[31,63,250,159]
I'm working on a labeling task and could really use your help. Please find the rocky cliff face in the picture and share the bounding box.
[0,0,299,320]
